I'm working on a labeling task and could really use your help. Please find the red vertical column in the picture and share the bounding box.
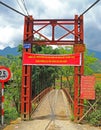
[79,16,84,118]
[74,15,85,121]
[74,15,79,120]
[21,16,33,120]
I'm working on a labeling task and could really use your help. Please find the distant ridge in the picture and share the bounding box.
[0,47,20,56]
[88,49,101,60]
[0,47,101,60]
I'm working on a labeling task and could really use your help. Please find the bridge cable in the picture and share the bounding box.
[79,0,101,17]
[0,1,27,17]
[16,0,27,16]
[21,0,29,16]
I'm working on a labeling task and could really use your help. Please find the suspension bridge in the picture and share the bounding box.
[0,0,101,129]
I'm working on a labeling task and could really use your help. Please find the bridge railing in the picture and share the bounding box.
[31,87,52,114]
[62,88,74,111]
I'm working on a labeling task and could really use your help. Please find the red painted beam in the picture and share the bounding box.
[21,15,85,121]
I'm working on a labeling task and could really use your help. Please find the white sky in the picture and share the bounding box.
[0,0,101,51]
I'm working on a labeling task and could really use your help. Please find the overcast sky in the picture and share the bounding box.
[0,0,101,51]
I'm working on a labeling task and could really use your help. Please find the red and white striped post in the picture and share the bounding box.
[0,66,11,125]
[1,82,4,125]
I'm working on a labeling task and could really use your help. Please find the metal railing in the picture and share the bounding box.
[62,88,74,112]
[31,87,53,114]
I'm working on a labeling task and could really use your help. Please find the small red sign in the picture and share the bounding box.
[80,76,95,100]
[23,52,81,66]
[0,66,11,82]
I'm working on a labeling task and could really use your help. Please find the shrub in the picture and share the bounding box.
[86,110,101,126]
[5,107,19,124]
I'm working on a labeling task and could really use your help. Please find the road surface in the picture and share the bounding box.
[3,89,101,130]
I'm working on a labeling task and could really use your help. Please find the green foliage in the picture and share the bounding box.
[84,50,97,75]
[8,55,21,113]
[17,44,23,53]
[95,81,101,97]
[32,45,61,97]
[91,60,101,73]
[84,82,101,126]
[0,44,100,125]
[4,107,18,124]
[0,53,22,124]
[84,99,88,105]
[86,110,101,126]
[4,92,19,124]
[32,103,35,111]
[95,81,101,108]
[70,114,74,121]
[55,86,61,89]
[0,56,9,67]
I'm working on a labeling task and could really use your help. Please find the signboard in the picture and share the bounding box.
[0,66,11,82]
[24,43,31,49]
[23,52,81,66]
[80,76,95,100]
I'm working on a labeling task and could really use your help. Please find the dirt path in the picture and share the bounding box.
[3,89,101,130]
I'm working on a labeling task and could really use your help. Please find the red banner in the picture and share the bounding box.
[80,76,95,100]
[23,52,81,66]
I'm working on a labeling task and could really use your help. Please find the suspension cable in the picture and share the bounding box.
[21,0,29,16]
[0,1,27,17]
[16,0,27,15]
[79,0,101,17]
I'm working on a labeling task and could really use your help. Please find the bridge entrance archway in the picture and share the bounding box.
[21,15,85,121]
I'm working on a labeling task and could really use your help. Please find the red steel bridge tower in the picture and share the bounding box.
[21,15,85,121]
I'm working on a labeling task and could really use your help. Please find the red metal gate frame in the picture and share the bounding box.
[21,15,85,120]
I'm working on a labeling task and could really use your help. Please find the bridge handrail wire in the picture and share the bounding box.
[62,88,74,110]
[31,87,53,114]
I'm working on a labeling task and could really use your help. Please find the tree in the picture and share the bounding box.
[32,45,60,97]
[84,50,97,75]
[5,55,22,113]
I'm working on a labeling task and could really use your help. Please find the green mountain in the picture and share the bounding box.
[91,59,101,73]
[88,49,101,60]
[0,46,20,56]
[0,47,101,60]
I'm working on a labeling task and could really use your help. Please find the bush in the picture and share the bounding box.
[86,110,101,126]
[55,86,61,89]
[70,115,74,121]
[5,107,19,124]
